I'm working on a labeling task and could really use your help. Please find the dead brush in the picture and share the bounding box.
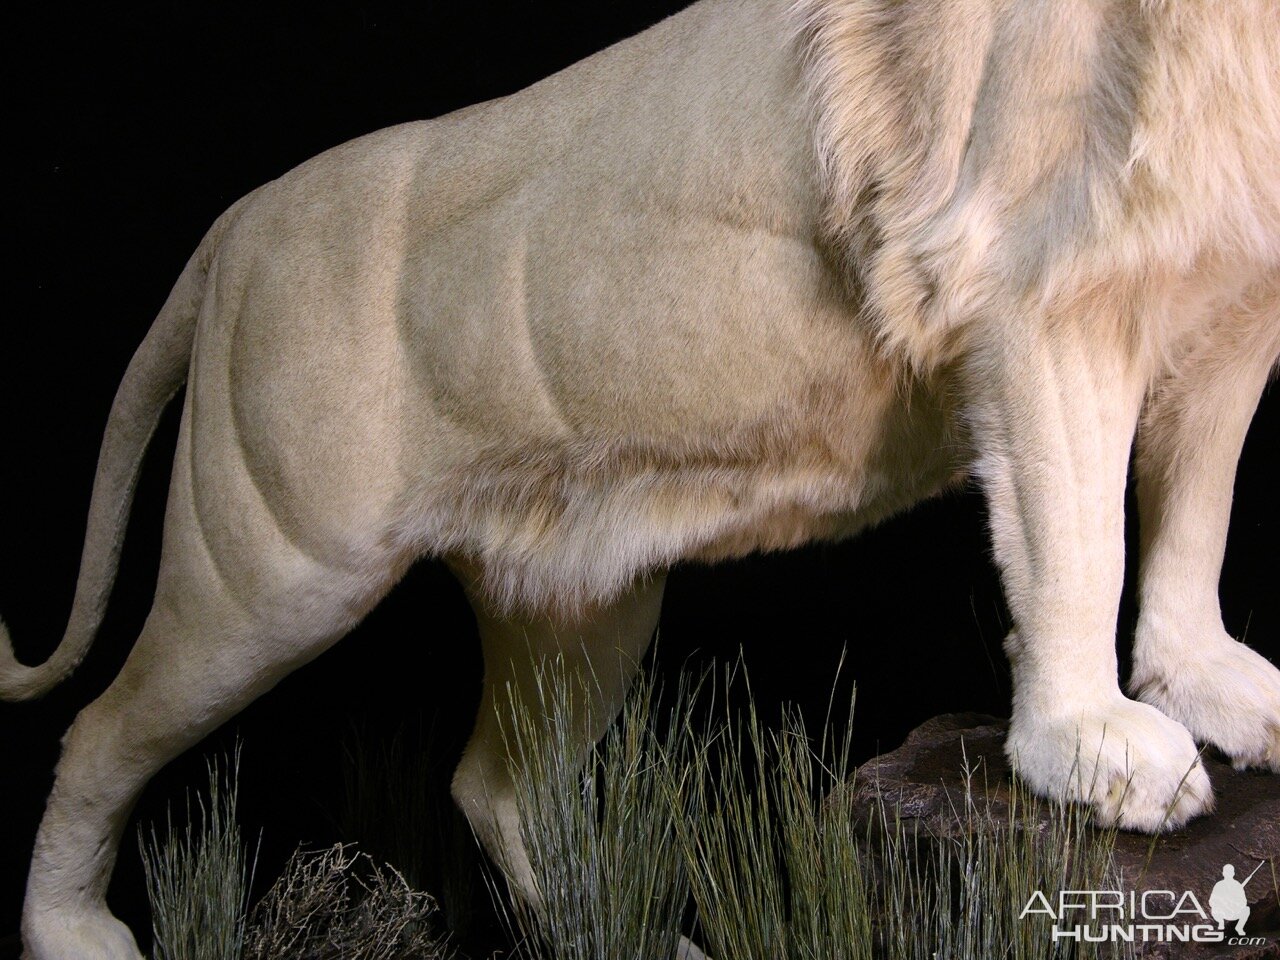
[243,843,452,960]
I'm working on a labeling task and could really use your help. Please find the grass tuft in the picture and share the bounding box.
[139,749,256,960]
[872,749,1132,960]
[497,652,695,960]
[503,659,1135,960]
[669,667,875,959]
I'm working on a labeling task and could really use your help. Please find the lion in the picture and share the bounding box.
[4,0,1279,957]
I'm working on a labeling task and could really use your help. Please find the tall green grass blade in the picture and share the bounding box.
[139,748,256,960]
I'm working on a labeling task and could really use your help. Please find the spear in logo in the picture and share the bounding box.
[1240,860,1266,887]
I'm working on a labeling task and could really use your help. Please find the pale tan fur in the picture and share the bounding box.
[2,2,1277,957]
[797,0,1280,370]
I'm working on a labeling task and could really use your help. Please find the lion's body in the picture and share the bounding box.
[209,0,955,616]
[4,2,1279,957]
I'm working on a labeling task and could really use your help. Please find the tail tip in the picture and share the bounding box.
[0,616,62,701]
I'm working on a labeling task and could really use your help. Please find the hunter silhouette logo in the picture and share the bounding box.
[1209,862,1263,937]
[1020,859,1271,947]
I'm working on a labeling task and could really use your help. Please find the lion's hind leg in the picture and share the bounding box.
[449,561,713,959]
[446,562,696,947]
[20,481,403,960]
[447,562,666,903]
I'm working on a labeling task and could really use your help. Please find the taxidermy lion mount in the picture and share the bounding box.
[3,0,1279,957]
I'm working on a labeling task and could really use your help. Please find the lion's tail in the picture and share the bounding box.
[0,202,244,701]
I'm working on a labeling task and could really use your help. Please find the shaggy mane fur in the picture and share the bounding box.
[793,0,1280,372]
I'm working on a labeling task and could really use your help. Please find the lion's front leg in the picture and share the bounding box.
[965,317,1212,831]
[1131,293,1280,772]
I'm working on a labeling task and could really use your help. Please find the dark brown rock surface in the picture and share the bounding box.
[847,713,1280,959]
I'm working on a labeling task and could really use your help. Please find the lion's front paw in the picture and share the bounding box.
[1131,635,1280,773]
[1006,694,1213,832]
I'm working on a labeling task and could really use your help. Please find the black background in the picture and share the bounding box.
[3,2,1277,953]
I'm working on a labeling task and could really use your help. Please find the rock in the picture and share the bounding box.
[845,713,1280,959]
